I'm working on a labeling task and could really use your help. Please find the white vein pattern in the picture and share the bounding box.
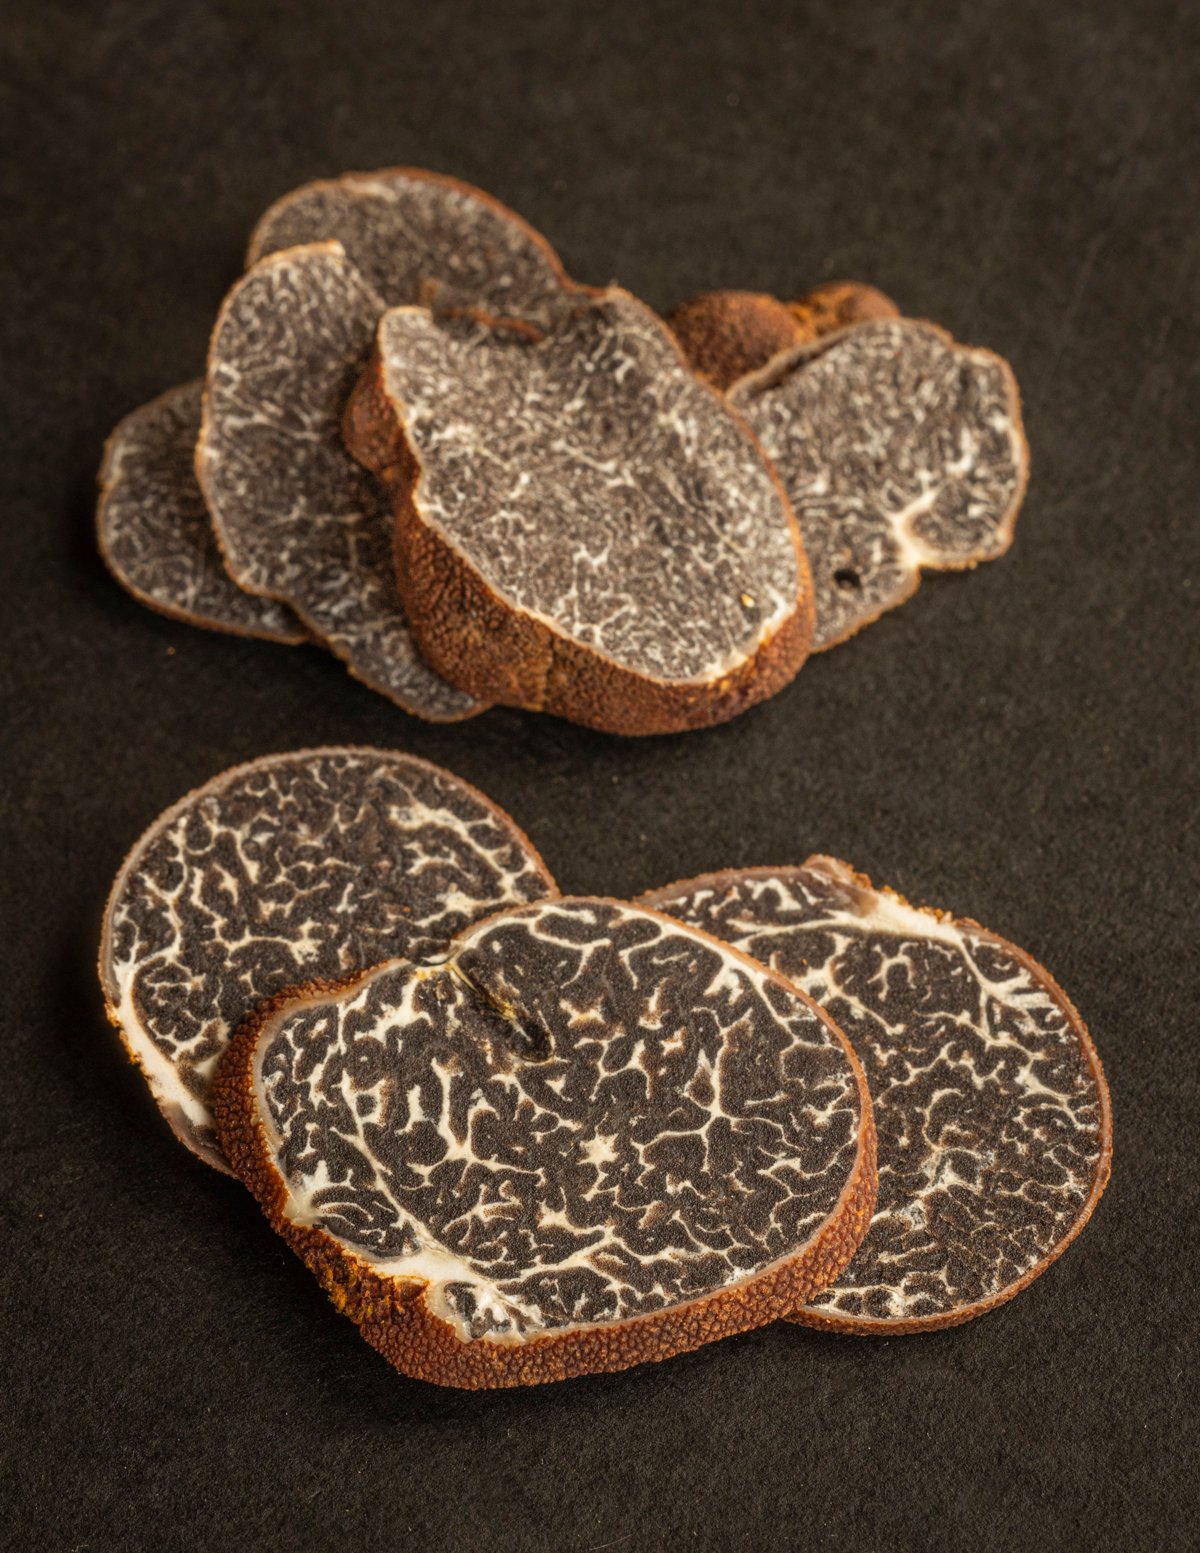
[255,900,863,1340]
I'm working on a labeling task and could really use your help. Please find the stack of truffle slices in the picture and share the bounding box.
[98,167,1030,735]
[101,747,1111,1390]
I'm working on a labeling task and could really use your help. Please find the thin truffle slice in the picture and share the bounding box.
[99,746,556,1172]
[197,241,482,720]
[214,897,876,1389]
[641,859,1111,1332]
[727,318,1029,651]
[97,382,305,643]
[247,166,575,327]
[345,289,813,735]
[670,282,899,390]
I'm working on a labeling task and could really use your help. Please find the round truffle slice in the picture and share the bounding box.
[344,289,813,735]
[670,282,899,390]
[246,166,575,328]
[197,241,482,721]
[97,382,305,643]
[99,747,556,1172]
[727,318,1029,651]
[641,859,1111,1333]
[214,898,876,1389]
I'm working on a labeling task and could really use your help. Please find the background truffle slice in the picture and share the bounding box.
[641,859,1111,1332]
[670,282,899,390]
[345,289,813,736]
[246,166,576,328]
[727,318,1029,651]
[99,746,556,1172]
[214,897,876,1389]
[197,241,482,721]
[97,382,305,643]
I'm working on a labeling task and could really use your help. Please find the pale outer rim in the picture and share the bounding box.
[225,895,877,1354]
[636,855,1113,1335]
[193,240,486,723]
[727,318,1032,655]
[97,744,560,1173]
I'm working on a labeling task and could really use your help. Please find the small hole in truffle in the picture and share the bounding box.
[833,568,861,591]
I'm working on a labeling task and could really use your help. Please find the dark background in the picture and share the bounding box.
[2,1,1197,1547]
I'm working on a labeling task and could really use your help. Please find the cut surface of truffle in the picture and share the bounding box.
[345,289,812,735]
[214,897,876,1388]
[246,166,575,328]
[97,382,305,643]
[99,747,556,1171]
[728,319,1029,650]
[641,858,1111,1332]
[197,241,481,720]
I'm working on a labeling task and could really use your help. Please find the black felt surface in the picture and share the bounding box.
[2,2,1197,1548]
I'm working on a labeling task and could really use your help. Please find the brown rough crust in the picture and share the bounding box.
[638,861,1112,1335]
[213,904,877,1389]
[669,282,900,390]
[343,324,815,738]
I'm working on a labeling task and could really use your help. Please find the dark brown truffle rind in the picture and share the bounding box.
[344,290,814,736]
[96,382,306,644]
[214,898,877,1388]
[639,859,1111,1334]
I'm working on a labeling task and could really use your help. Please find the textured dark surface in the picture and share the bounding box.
[1,0,1196,1547]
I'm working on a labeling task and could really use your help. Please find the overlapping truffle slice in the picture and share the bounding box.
[641,858,1111,1332]
[96,382,305,643]
[246,166,576,328]
[214,897,876,1389]
[99,747,556,1172]
[197,241,482,720]
[727,318,1029,651]
[344,289,813,735]
[671,282,899,390]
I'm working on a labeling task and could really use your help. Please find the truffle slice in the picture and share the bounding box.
[641,858,1111,1332]
[727,318,1029,651]
[214,897,876,1388]
[99,746,556,1172]
[345,289,813,735]
[671,282,899,390]
[247,166,575,328]
[197,241,482,721]
[97,382,305,643]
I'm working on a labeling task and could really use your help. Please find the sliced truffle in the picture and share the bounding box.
[214,897,876,1388]
[97,382,305,643]
[197,241,482,721]
[344,289,813,735]
[671,282,899,390]
[246,166,576,328]
[641,858,1111,1332]
[727,318,1029,650]
[99,746,556,1172]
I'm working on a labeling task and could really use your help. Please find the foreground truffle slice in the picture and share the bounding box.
[246,167,575,328]
[197,241,481,720]
[344,289,813,735]
[641,859,1111,1333]
[97,382,305,643]
[99,747,555,1172]
[727,318,1029,651]
[670,282,899,390]
[214,897,876,1389]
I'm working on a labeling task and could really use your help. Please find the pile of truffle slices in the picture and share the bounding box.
[101,747,1111,1390]
[98,168,1030,736]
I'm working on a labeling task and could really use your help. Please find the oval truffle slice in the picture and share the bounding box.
[197,241,481,720]
[246,166,575,327]
[99,747,556,1172]
[97,382,305,643]
[214,898,876,1389]
[728,318,1029,651]
[345,289,813,735]
[641,858,1111,1332]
